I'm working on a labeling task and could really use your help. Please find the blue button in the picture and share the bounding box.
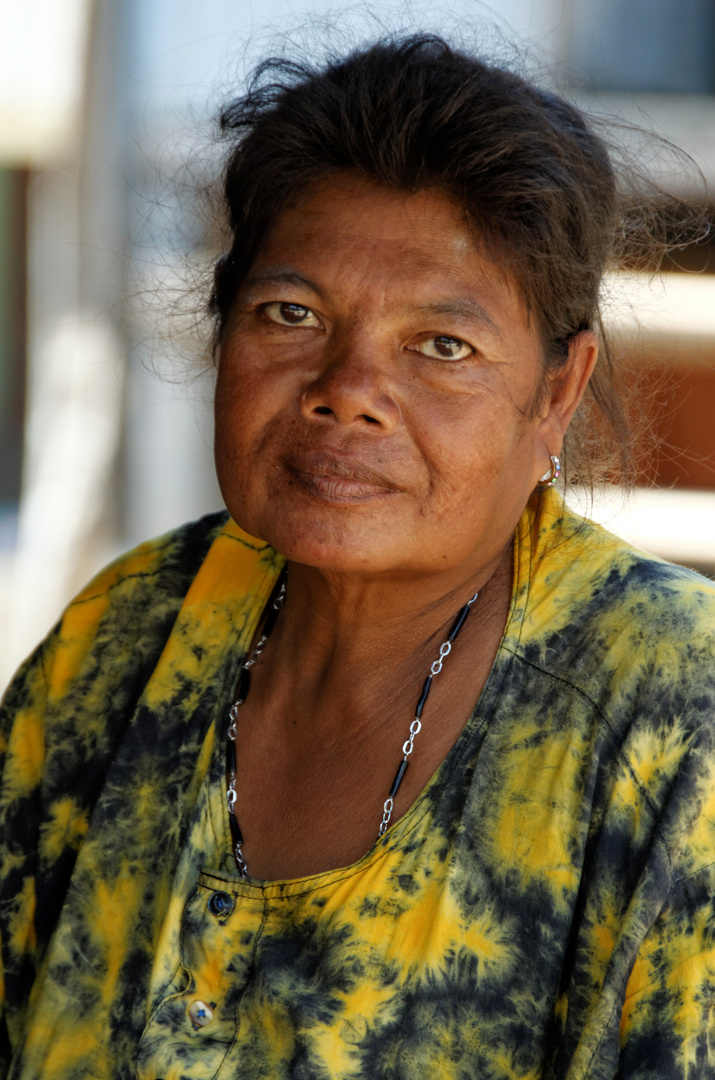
[207,890,234,917]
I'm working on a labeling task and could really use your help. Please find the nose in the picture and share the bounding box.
[299,341,400,431]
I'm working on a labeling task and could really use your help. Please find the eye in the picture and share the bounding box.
[263,301,320,327]
[413,335,473,361]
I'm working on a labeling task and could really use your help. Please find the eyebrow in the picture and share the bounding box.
[242,267,324,297]
[410,299,502,340]
[243,269,502,340]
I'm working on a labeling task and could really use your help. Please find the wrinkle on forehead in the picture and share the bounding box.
[243,172,531,341]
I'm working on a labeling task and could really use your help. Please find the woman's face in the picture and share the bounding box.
[215,173,589,583]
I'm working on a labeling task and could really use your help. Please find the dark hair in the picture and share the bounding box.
[209,34,701,484]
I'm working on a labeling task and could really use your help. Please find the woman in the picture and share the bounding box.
[2,34,715,1080]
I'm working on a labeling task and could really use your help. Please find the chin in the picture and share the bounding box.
[257,515,389,573]
[226,479,402,571]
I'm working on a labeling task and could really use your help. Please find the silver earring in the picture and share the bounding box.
[539,454,561,486]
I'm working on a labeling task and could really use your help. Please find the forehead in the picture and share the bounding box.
[244,173,529,333]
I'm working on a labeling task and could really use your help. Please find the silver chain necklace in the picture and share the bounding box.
[226,576,478,879]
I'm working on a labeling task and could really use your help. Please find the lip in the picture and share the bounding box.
[283,449,402,502]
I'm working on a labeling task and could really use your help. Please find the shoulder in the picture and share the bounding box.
[62,509,231,642]
[69,509,231,612]
[503,494,715,881]
[1,511,230,739]
[1,510,284,745]
[510,492,715,871]
[517,490,715,680]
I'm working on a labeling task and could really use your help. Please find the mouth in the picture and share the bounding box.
[283,450,401,503]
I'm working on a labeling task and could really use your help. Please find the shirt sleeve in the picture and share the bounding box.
[617,862,715,1077]
[0,635,56,1071]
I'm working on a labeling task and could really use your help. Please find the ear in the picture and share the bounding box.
[535,330,599,463]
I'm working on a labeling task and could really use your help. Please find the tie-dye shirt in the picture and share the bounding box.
[2,488,715,1080]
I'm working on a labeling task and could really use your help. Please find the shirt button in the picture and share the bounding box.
[188,1000,214,1028]
[207,890,234,917]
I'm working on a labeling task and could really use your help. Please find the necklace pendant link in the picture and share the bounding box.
[430,640,452,676]
[244,634,267,669]
[379,796,394,836]
[228,706,238,740]
[234,841,249,878]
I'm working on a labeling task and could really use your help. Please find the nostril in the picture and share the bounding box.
[314,406,332,415]
[362,414,379,424]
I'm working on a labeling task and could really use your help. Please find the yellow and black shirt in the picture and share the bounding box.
[2,489,715,1079]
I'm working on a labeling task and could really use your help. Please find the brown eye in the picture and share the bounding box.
[263,301,319,327]
[279,303,309,323]
[415,335,473,361]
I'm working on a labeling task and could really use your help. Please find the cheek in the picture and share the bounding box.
[421,411,539,538]
[213,387,244,478]
[214,355,271,454]
[214,355,305,518]
[213,360,264,504]
[422,397,534,484]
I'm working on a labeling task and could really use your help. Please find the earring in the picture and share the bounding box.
[539,454,561,486]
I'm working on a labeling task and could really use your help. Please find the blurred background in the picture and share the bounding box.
[1,0,715,689]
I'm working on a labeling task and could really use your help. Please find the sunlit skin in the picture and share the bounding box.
[214,172,597,879]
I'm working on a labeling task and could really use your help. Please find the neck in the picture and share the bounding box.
[251,543,513,739]
[227,540,515,879]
